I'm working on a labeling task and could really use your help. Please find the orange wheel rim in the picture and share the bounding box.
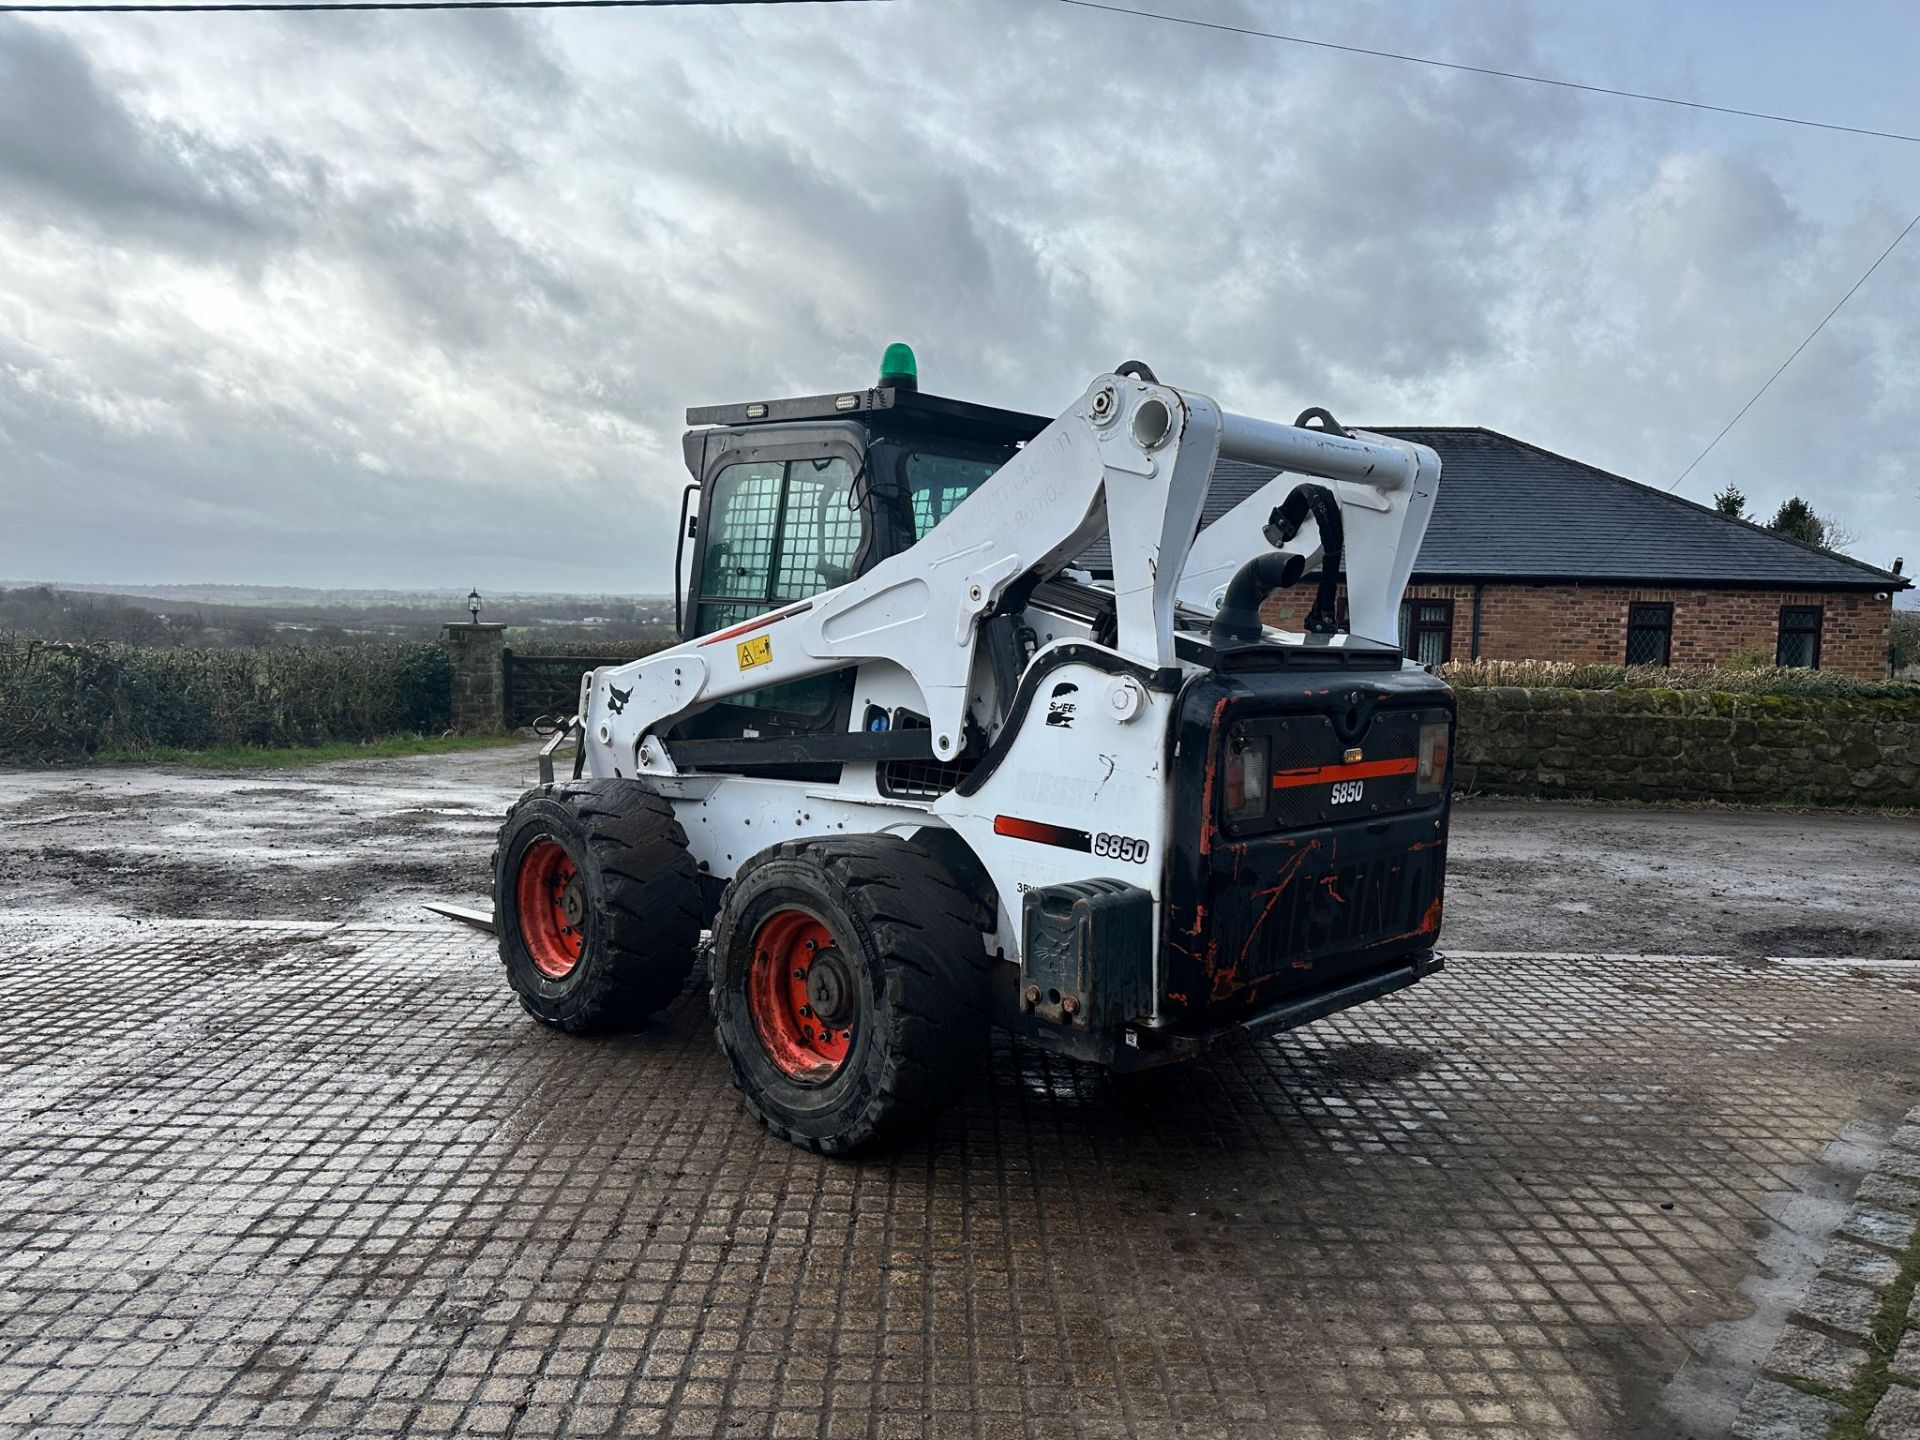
[747,908,854,1082]
[516,838,585,979]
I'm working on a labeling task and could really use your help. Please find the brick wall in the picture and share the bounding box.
[1263,582,1895,680]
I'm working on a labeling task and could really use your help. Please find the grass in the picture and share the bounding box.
[96,733,528,769]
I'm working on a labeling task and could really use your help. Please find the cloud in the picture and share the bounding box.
[0,18,305,255]
[0,1,1915,594]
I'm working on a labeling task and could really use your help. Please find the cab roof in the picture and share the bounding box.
[685,385,1047,448]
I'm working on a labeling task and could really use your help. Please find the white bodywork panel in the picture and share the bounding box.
[576,373,1441,980]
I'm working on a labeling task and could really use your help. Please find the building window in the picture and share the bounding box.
[1625,603,1673,665]
[1398,598,1453,665]
[1777,605,1822,668]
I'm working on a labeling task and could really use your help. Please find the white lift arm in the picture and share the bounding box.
[581,374,1440,778]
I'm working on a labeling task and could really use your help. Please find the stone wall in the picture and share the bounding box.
[442,623,508,734]
[1265,583,1897,680]
[1453,686,1920,807]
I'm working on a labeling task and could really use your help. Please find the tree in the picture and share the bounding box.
[1767,496,1854,553]
[1893,609,1920,675]
[1713,484,1747,519]
[108,605,167,647]
[230,616,278,649]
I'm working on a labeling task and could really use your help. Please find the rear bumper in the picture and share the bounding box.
[1000,946,1444,1072]
[1111,949,1444,1072]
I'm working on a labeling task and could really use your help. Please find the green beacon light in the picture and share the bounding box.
[878,342,918,393]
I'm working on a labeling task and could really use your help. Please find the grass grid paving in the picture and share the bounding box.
[0,920,1916,1438]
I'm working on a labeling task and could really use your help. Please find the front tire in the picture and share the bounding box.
[711,836,991,1155]
[494,780,701,1032]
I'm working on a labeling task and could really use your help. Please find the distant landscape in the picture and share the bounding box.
[0,582,677,653]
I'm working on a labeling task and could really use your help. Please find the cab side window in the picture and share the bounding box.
[904,451,1002,539]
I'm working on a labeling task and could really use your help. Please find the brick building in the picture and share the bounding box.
[1237,428,1909,679]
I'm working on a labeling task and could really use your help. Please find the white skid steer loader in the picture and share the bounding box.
[493,346,1452,1154]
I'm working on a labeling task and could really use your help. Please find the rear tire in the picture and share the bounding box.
[494,780,701,1032]
[710,835,991,1155]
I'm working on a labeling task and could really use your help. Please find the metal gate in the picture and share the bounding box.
[503,652,620,729]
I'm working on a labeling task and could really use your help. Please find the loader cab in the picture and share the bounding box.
[673,350,1046,746]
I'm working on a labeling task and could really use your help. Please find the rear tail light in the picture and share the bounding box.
[1225,728,1269,822]
[1416,720,1450,794]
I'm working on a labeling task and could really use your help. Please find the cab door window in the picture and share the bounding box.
[694,457,860,637]
[772,458,864,599]
[693,456,861,719]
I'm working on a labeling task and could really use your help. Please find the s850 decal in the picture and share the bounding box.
[994,815,1149,864]
[1329,780,1365,805]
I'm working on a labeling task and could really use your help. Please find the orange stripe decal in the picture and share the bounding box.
[992,816,1092,852]
[696,601,812,646]
[1270,757,1417,790]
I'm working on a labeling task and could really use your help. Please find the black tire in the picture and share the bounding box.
[494,779,702,1032]
[710,835,992,1155]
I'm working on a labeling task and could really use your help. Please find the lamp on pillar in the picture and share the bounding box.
[467,588,482,623]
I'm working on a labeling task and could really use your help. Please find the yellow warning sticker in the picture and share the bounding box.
[736,634,773,670]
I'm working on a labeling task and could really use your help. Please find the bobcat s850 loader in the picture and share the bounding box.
[493,346,1451,1153]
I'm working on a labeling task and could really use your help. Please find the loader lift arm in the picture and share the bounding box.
[581,372,1439,780]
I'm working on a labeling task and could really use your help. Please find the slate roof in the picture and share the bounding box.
[1081,426,1907,591]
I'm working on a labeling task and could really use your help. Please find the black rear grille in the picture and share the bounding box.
[1243,850,1436,979]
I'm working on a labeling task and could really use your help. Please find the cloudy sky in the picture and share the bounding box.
[2,0,1917,595]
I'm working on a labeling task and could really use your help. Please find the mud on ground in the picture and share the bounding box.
[1,745,1916,956]
[0,745,532,926]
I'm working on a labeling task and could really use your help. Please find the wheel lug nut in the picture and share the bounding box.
[799,1005,812,1018]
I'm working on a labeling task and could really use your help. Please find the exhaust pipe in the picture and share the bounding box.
[1209,483,1344,647]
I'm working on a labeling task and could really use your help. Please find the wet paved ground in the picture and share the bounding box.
[2,917,1917,1439]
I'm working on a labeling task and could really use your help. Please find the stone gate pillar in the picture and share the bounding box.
[442,622,509,734]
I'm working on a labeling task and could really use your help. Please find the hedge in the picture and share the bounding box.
[1439,657,1920,700]
[0,636,452,762]
[1451,683,1920,806]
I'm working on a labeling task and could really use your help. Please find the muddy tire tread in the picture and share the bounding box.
[711,835,991,1155]
[495,779,701,1032]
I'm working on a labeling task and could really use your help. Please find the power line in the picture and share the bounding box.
[1057,0,1920,147]
[1668,208,1920,492]
[1,0,866,10]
